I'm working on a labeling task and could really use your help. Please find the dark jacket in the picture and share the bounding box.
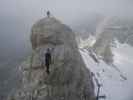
[45,52,51,66]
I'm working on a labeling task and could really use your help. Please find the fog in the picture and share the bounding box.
[0,0,133,22]
[0,0,133,99]
[0,0,133,52]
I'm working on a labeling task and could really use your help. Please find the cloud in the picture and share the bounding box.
[0,0,133,19]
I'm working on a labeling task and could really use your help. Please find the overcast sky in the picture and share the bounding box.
[0,0,133,99]
[0,0,133,50]
[0,0,133,23]
[0,0,133,51]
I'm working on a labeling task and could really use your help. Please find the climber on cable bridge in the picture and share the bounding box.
[45,48,52,74]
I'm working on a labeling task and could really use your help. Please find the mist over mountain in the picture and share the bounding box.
[0,16,31,58]
[73,15,133,47]
[0,0,133,99]
[71,13,104,39]
[0,16,31,99]
[110,17,133,46]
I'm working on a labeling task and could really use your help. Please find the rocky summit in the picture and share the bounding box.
[8,17,95,100]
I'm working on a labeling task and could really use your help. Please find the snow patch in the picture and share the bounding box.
[80,42,133,100]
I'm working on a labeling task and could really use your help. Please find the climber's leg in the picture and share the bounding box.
[46,64,50,74]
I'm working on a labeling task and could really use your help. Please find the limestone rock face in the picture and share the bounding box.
[8,17,95,100]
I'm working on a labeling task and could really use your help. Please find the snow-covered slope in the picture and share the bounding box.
[80,42,133,100]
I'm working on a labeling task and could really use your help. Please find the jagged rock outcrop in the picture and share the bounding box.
[8,17,95,100]
[92,17,114,64]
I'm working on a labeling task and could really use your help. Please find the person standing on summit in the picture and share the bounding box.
[47,11,50,18]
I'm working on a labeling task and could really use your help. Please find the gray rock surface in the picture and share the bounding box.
[8,17,95,100]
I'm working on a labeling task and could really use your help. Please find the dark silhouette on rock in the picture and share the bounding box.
[47,11,50,18]
[45,48,51,74]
